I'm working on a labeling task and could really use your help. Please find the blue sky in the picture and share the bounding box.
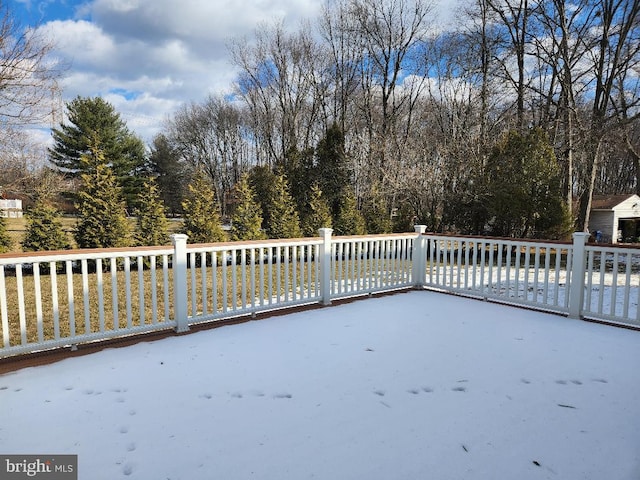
[8,0,324,143]
[8,0,455,144]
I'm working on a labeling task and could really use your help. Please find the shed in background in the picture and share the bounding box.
[589,194,640,243]
[0,199,23,218]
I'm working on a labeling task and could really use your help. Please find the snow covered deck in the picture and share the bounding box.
[1,291,638,479]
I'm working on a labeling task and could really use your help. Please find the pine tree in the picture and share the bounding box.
[74,141,131,249]
[49,96,147,209]
[181,172,226,244]
[266,173,301,239]
[248,165,277,231]
[302,184,332,237]
[135,178,170,247]
[362,183,392,234]
[21,201,70,251]
[334,189,366,236]
[315,123,351,217]
[0,216,11,253]
[148,133,186,216]
[230,174,266,241]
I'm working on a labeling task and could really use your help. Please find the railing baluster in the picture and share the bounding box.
[96,259,105,331]
[611,252,619,317]
[623,252,631,319]
[150,257,157,325]
[163,255,170,321]
[65,260,75,338]
[202,252,208,316]
[533,247,540,303]
[81,259,90,333]
[136,256,144,326]
[553,249,561,307]
[212,252,218,314]
[16,265,26,345]
[259,247,265,306]
[597,249,606,314]
[33,263,43,343]
[250,248,256,308]
[542,247,551,304]
[241,248,247,309]
[222,250,228,313]
[0,266,8,348]
[124,257,132,328]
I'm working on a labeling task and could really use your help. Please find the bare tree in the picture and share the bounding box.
[166,96,250,217]
[0,1,63,127]
[578,0,640,232]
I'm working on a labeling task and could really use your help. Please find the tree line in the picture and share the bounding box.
[2,0,640,253]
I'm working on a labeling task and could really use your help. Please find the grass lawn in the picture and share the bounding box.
[3,216,184,254]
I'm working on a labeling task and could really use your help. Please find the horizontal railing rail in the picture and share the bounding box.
[2,227,638,359]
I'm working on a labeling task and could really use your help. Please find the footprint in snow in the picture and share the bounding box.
[230,392,243,399]
[407,389,420,395]
[592,378,608,384]
[126,442,136,452]
[122,464,134,476]
[571,380,582,385]
[520,379,531,384]
[119,426,129,434]
[452,387,466,392]
[422,387,434,393]
[555,380,567,385]
[273,393,292,399]
[373,390,385,397]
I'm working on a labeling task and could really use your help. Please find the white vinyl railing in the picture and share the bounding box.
[1,227,638,359]
[418,231,640,327]
[0,229,417,358]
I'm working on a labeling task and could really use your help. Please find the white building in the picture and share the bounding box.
[0,199,23,218]
[589,194,640,243]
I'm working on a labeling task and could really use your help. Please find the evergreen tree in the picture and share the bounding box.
[230,174,266,241]
[49,96,147,209]
[361,183,392,234]
[281,146,315,217]
[147,133,186,216]
[266,173,301,239]
[315,123,351,217]
[135,178,170,247]
[181,172,226,244]
[248,165,277,231]
[302,184,332,237]
[21,201,70,251]
[334,189,366,236]
[74,141,131,249]
[484,128,572,239]
[0,216,11,253]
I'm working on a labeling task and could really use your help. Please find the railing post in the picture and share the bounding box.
[318,228,333,305]
[413,225,427,288]
[568,232,589,319]
[171,234,190,333]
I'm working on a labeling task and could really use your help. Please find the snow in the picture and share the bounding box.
[1,291,639,479]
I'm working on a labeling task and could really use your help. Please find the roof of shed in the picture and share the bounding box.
[591,194,639,210]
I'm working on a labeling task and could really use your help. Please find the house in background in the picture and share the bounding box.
[589,194,640,243]
[0,199,23,218]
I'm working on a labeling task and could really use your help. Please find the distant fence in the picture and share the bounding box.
[0,228,638,358]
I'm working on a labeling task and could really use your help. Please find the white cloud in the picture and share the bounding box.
[32,0,321,143]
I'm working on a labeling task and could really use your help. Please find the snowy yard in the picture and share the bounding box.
[1,291,639,479]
